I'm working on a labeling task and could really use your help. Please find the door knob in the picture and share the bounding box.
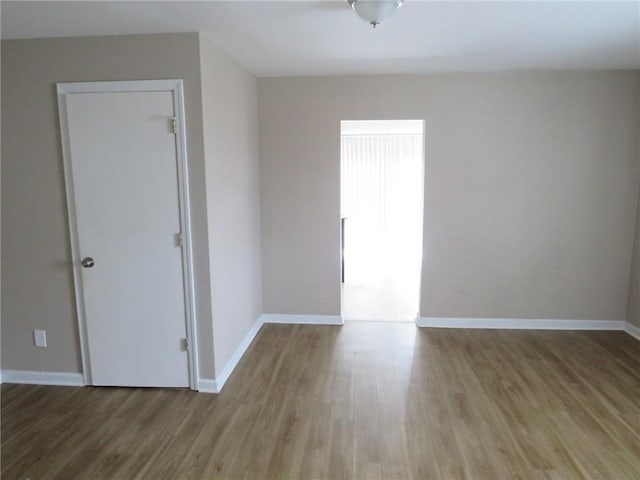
[81,257,95,268]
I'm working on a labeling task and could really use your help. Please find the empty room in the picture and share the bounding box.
[1,1,639,479]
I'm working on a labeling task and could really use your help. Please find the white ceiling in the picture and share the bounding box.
[2,1,639,77]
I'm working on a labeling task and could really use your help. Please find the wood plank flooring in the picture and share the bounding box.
[2,323,639,479]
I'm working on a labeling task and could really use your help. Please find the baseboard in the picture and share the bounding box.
[416,317,625,330]
[262,314,344,325]
[624,321,640,341]
[197,314,342,394]
[200,315,266,394]
[1,369,85,386]
[197,378,218,393]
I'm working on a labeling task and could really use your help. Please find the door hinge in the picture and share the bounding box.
[175,232,184,247]
[170,117,177,134]
[182,337,191,352]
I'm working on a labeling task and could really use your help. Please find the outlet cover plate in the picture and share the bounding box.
[34,330,47,348]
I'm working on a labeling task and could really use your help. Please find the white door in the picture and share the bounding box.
[62,87,190,387]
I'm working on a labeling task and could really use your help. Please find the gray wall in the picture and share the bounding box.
[1,33,216,376]
[199,35,263,379]
[258,72,640,321]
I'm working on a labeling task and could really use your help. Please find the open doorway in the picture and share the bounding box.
[340,120,425,322]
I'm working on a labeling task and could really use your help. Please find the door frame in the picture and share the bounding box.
[57,79,199,390]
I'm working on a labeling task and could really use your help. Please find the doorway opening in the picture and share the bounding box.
[340,119,425,322]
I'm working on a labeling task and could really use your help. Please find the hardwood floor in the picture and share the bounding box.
[2,323,639,479]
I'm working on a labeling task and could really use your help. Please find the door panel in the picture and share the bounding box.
[65,91,189,387]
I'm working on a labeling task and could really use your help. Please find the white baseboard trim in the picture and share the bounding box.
[416,317,625,331]
[197,315,266,394]
[262,314,344,325]
[624,321,640,341]
[214,316,265,393]
[197,378,218,393]
[1,369,85,386]
[197,314,343,394]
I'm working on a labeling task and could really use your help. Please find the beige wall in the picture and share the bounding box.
[627,192,640,328]
[1,33,216,376]
[626,88,640,328]
[199,35,263,379]
[259,72,640,321]
[2,32,638,383]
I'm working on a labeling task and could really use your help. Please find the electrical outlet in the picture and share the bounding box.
[34,330,47,348]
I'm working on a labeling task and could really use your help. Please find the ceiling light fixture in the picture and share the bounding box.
[348,0,404,28]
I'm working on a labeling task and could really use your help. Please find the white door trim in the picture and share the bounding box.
[57,79,199,390]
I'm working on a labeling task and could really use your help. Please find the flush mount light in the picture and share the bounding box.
[348,0,404,28]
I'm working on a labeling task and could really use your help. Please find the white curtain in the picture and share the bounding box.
[341,128,424,285]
